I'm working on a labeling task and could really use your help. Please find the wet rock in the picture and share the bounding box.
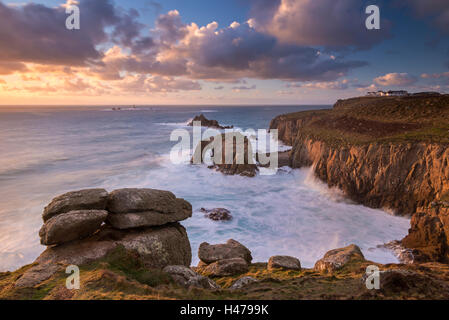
[257,150,291,168]
[39,210,108,246]
[201,208,233,221]
[402,204,449,262]
[200,258,249,277]
[229,276,258,290]
[199,239,252,264]
[43,189,108,222]
[16,223,191,288]
[191,132,258,177]
[188,114,233,129]
[106,189,192,229]
[107,188,184,214]
[268,255,301,271]
[314,244,365,273]
[163,265,220,290]
[378,240,414,264]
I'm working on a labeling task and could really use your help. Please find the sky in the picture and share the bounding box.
[0,0,448,105]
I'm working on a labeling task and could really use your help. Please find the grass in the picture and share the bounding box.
[82,245,173,287]
[1,247,449,300]
[274,95,449,146]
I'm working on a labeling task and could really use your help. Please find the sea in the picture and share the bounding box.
[0,105,411,271]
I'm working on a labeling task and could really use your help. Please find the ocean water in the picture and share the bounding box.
[0,105,411,271]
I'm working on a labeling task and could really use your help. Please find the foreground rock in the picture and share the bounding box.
[163,265,219,289]
[106,188,192,229]
[268,256,301,271]
[39,210,108,245]
[201,208,233,221]
[402,201,449,263]
[229,276,259,290]
[191,132,258,177]
[362,269,449,296]
[200,258,249,277]
[188,114,233,129]
[16,223,191,288]
[43,189,108,222]
[314,244,365,273]
[199,239,252,264]
[197,239,252,277]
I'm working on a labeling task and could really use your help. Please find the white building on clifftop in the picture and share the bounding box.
[367,90,409,97]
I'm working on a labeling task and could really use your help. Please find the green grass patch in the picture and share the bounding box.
[86,245,173,287]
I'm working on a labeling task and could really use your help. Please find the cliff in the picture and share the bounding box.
[270,95,449,262]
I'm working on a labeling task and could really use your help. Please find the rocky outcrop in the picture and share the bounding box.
[43,189,108,222]
[39,210,108,245]
[17,223,191,288]
[163,265,219,289]
[191,132,258,177]
[197,239,252,277]
[201,208,233,221]
[314,244,365,273]
[18,188,193,288]
[106,188,192,229]
[268,256,301,271]
[188,114,233,129]
[199,258,249,277]
[402,202,449,263]
[198,239,252,264]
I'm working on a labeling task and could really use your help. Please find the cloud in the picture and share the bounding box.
[396,0,449,34]
[249,0,390,49]
[0,61,28,75]
[374,73,417,86]
[232,84,256,91]
[0,1,369,95]
[116,75,201,93]
[421,72,449,87]
[173,21,367,81]
[288,79,351,90]
[0,0,149,66]
[155,10,188,44]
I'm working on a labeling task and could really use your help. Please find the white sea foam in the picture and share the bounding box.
[101,155,410,268]
[0,106,411,271]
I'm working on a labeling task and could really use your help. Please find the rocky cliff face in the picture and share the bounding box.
[269,95,449,262]
[289,138,449,215]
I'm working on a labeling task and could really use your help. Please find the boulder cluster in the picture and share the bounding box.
[197,239,253,276]
[39,188,192,245]
[17,188,193,288]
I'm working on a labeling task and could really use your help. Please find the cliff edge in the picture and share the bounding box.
[270,95,449,262]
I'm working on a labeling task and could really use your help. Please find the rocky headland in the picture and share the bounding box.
[188,114,233,129]
[269,94,449,263]
[2,96,449,300]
